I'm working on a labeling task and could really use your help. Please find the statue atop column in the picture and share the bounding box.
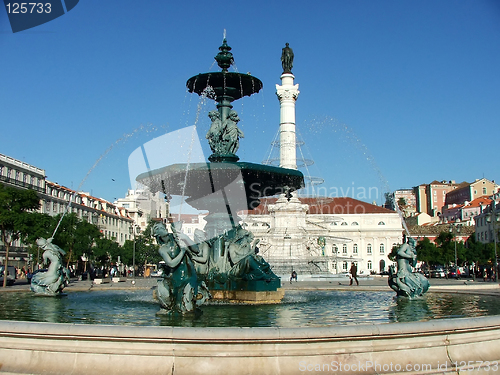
[281,43,294,74]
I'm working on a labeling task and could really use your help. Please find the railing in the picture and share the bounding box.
[0,176,45,192]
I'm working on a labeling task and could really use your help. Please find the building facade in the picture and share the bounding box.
[0,153,137,267]
[474,195,500,245]
[245,197,403,276]
[414,180,462,217]
[445,178,499,206]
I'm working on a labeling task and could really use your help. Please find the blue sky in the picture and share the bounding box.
[1,0,499,206]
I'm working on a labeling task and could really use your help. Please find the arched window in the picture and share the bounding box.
[351,222,359,226]
[367,260,372,270]
[367,244,372,254]
[378,221,385,225]
[342,244,347,254]
[353,244,358,254]
[380,243,385,254]
[342,261,348,270]
[332,245,338,254]
[341,222,348,226]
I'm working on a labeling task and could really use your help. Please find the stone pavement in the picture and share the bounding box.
[2,274,499,296]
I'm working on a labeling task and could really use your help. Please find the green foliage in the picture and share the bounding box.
[416,237,438,265]
[93,237,122,267]
[466,234,495,265]
[50,213,102,267]
[0,185,40,244]
[435,231,454,265]
[388,244,400,262]
[134,221,160,266]
[0,185,41,286]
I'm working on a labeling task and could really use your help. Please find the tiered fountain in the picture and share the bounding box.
[136,39,304,307]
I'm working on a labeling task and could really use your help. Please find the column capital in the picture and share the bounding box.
[276,84,300,101]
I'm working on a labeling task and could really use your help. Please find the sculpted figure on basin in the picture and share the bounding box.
[30,238,70,295]
[388,237,430,298]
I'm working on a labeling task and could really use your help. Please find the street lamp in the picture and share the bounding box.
[129,224,139,278]
[486,202,499,282]
[449,222,462,274]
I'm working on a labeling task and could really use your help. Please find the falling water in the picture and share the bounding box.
[176,86,213,220]
[51,123,166,238]
[304,116,411,237]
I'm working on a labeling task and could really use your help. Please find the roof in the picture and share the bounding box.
[246,197,396,215]
[466,196,492,208]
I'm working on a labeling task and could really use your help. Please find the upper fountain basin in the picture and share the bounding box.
[186,72,263,102]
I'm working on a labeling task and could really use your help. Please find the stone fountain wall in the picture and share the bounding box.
[1,316,499,374]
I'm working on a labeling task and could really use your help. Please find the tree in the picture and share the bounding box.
[23,212,56,268]
[51,213,101,268]
[416,237,438,265]
[93,237,122,268]
[0,185,40,287]
[397,197,407,209]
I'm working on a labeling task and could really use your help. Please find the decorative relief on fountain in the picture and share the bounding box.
[206,109,244,157]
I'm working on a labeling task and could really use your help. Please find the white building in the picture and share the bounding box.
[474,194,500,244]
[245,197,402,276]
[114,189,168,233]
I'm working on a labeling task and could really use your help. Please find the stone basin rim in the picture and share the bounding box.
[2,315,500,340]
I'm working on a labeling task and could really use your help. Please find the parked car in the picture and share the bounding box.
[0,265,17,286]
[430,266,446,278]
[447,267,461,279]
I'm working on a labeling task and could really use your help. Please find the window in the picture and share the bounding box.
[353,244,358,254]
[342,244,347,254]
[342,262,347,271]
[378,221,385,225]
[483,187,487,195]
[380,243,385,254]
[351,222,359,226]
[367,244,372,254]
[367,260,372,270]
[332,245,338,254]
[341,222,348,226]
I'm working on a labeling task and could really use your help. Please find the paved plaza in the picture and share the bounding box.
[2,274,499,296]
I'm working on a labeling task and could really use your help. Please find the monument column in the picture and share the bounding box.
[276,74,299,170]
[276,42,299,171]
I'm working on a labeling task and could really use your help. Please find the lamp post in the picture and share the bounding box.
[129,224,139,279]
[486,202,499,282]
[449,222,462,276]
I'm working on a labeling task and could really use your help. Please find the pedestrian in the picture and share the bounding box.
[350,263,359,286]
[290,270,297,283]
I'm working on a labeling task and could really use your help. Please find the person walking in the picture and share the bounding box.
[350,263,359,286]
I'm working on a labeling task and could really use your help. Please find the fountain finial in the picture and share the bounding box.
[215,38,234,72]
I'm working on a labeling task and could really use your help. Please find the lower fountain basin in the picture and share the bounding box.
[1,289,499,374]
[0,289,499,326]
